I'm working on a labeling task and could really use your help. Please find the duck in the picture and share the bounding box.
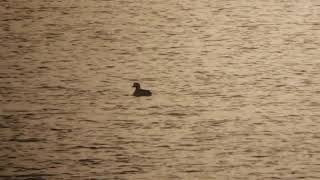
[132,82,152,97]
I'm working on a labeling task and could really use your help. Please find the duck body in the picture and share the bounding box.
[132,82,152,97]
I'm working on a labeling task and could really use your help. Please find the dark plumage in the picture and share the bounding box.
[132,82,152,97]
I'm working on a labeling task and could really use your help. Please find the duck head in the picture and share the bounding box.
[132,82,141,89]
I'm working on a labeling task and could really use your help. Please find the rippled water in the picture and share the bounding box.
[1,0,320,179]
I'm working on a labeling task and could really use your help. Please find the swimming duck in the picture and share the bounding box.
[132,82,152,97]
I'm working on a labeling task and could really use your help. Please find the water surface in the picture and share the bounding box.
[1,0,320,179]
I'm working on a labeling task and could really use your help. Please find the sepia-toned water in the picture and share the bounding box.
[1,0,320,179]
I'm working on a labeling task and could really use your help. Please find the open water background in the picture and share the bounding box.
[1,0,320,179]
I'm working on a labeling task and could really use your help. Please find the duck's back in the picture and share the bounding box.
[133,89,152,97]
